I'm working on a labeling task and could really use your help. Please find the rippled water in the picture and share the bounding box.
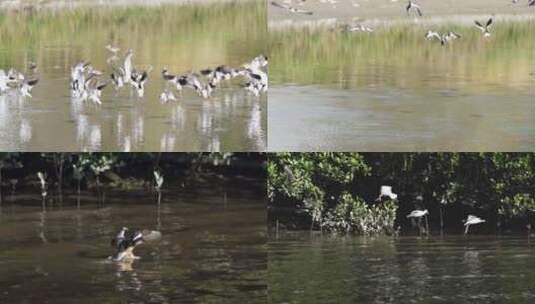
[269,233,535,303]
[0,188,266,303]
[268,21,535,151]
[0,1,267,151]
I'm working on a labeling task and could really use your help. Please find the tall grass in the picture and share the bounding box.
[269,21,535,92]
[0,0,267,71]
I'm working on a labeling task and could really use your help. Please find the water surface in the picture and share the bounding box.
[268,22,535,151]
[0,188,266,303]
[269,233,535,303]
[0,1,267,151]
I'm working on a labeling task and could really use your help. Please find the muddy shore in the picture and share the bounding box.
[269,0,535,29]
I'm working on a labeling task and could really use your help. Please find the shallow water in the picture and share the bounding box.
[269,85,535,151]
[269,233,535,304]
[268,21,535,151]
[0,1,267,151]
[0,188,266,303]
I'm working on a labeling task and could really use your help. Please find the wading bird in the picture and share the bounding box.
[271,1,313,15]
[110,229,144,262]
[344,24,374,33]
[406,0,422,16]
[474,18,493,37]
[111,227,128,248]
[130,68,150,98]
[376,185,398,201]
[464,215,486,234]
[37,172,47,198]
[425,30,461,45]
[407,209,429,234]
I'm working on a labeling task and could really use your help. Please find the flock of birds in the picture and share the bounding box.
[0,63,39,98]
[0,46,268,104]
[271,0,535,45]
[377,186,486,235]
[71,47,268,104]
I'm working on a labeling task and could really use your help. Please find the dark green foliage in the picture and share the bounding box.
[269,153,535,234]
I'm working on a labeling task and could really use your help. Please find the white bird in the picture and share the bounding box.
[0,70,9,93]
[154,171,164,191]
[407,209,429,218]
[345,24,374,33]
[271,1,313,15]
[106,44,120,54]
[426,30,461,45]
[123,49,134,85]
[377,185,398,201]
[37,172,47,197]
[464,215,486,234]
[474,18,493,37]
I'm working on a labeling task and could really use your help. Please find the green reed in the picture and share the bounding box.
[269,20,535,92]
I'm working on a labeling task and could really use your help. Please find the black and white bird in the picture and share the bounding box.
[474,18,493,37]
[271,1,313,15]
[344,24,374,33]
[110,228,144,262]
[130,68,149,98]
[425,30,461,45]
[406,0,422,17]
[111,227,128,248]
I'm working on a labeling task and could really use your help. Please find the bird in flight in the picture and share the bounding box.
[271,1,313,15]
[474,18,493,37]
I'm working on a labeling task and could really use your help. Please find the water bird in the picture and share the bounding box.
[37,172,47,197]
[344,24,374,33]
[530,0,535,6]
[154,171,164,191]
[407,209,429,218]
[376,185,398,201]
[464,215,486,234]
[110,228,144,262]
[200,65,241,87]
[111,226,128,248]
[0,70,9,93]
[271,1,313,15]
[182,73,214,99]
[474,18,493,37]
[130,68,149,98]
[105,44,120,54]
[425,30,461,45]
[85,77,108,105]
[123,49,134,85]
[406,0,422,16]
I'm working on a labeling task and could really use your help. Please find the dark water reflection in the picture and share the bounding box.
[0,189,266,303]
[269,233,535,303]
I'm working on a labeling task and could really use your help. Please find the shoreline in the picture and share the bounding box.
[269,13,535,30]
[269,0,535,30]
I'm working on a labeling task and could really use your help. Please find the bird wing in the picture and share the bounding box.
[26,78,39,86]
[474,21,485,31]
[271,1,290,10]
[486,18,493,29]
[293,8,313,15]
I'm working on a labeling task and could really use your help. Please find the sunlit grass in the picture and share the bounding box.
[269,20,535,92]
[0,0,267,71]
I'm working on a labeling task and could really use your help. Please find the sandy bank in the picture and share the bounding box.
[269,0,535,29]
